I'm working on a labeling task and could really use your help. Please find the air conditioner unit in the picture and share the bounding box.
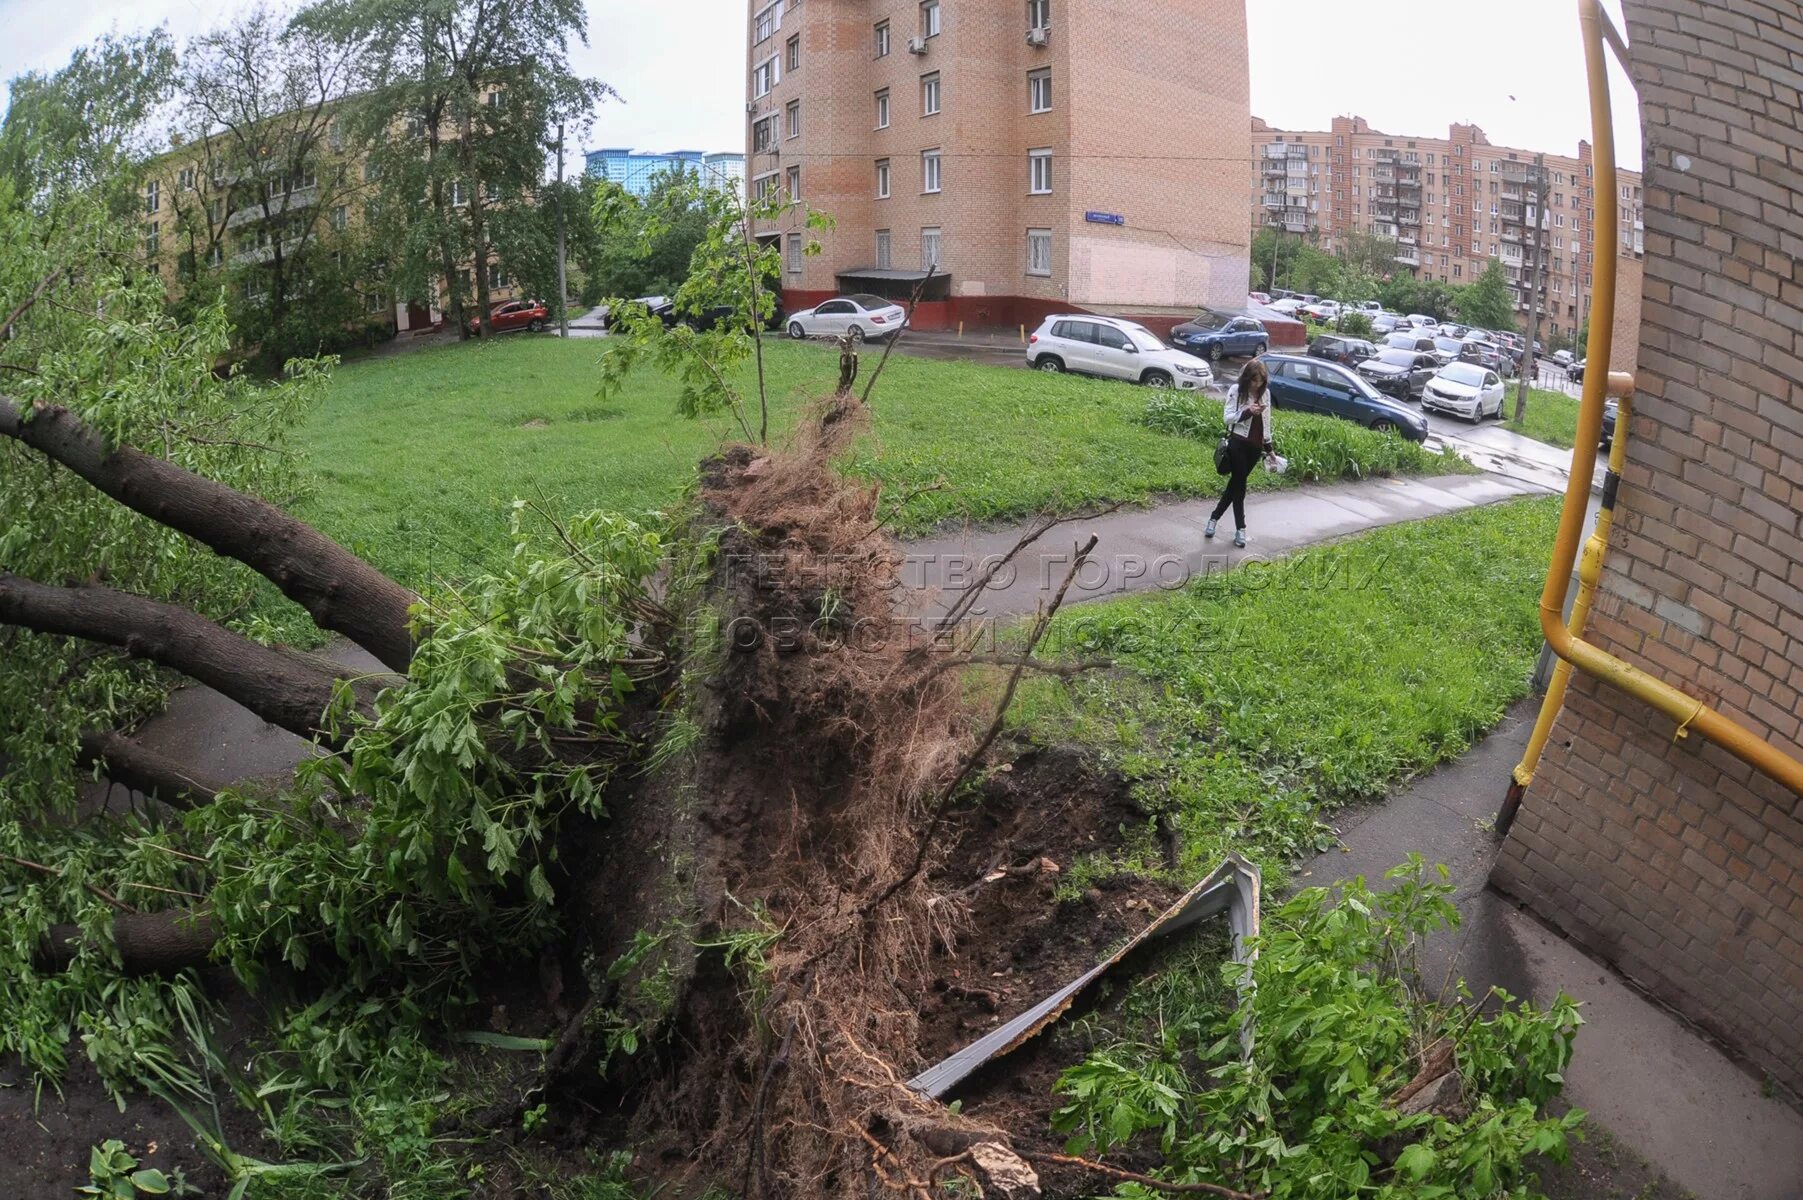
[907,35,928,54]
[746,101,758,114]
[1026,26,1049,46]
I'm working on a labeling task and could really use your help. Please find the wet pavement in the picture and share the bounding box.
[1305,702,1803,1200]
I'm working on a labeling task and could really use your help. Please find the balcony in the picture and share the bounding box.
[1263,161,1288,177]
[1372,166,1395,183]
[1396,249,1419,266]
[1262,194,1284,208]
[1264,142,1289,158]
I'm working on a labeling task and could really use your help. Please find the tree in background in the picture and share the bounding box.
[573,167,713,305]
[0,29,177,210]
[1456,258,1518,331]
[296,0,610,338]
[1338,230,1404,280]
[174,8,373,367]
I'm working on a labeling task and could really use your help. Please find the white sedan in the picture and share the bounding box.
[785,294,907,343]
[1421,361,1507,421]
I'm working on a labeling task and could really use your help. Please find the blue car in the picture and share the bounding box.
[1169,311,1269,363]
[1260,353,1431,442]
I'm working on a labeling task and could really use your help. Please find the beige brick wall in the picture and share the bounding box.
[746,0,1249,318]
[1492,0,1803,1094]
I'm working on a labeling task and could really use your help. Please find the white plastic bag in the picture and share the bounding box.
[1264,454,1288,475]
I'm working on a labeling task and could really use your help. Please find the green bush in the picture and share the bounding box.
[1142,391,1464,483]
[1337,311,1376,338]
[1052,858,1585,1199]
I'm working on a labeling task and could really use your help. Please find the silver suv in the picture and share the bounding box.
[1026,315,1214,390]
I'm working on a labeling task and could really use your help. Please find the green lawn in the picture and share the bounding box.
[1000,496,1563,882]
[297,335,1465,589]
[1503,387,1584,449]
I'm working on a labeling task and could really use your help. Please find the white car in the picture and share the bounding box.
[1421,361,1507,421]
[1553,349,1576,366]
[1268,297,1306,316]
[1357,300,1383,314]
[785,293,908,342]
[1301,299,1342,321]
[1027,315,1214,390]
[1406,313,1437,328]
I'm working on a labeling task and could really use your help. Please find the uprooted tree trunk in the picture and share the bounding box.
[0,388,1083,1197]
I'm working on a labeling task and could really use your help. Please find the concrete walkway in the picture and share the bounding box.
[1302,702,1803,1200]
[902,471,1552,621]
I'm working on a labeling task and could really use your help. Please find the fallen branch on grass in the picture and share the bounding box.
[1024,1152,1266,1199]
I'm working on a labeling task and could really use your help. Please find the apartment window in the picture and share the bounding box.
[786,34,800,72]
[875,229,892,269]
[1028,0,1050,28]
[364,160,382,183]
[331,204,348,231]
[1026,227,1051,276]
[875,158,891,198]
[921,148,941,193]
[365,292,386,314]
[143,221,158,256]
[1556,213,1565,227]
[753,56,780,97]
[786,165,801,198]
[1453,264,1463,278]
[874,20,890,56]
[921,226,941,270]
[753,116,776,151]
[875,89,891,128]
[1029,148,1051,194]
[488,263,510,289]
[487,89,505,109]
[209,198,225,225]
[786,232,802,274]
[177,166,195,191]
[921,0,941,37]
[786,100,801,138]
[754,172,779,202]
[755,2,779,42]
[1336,135,1344,147]
[1028,68,1051,113]
[144,181,159,213]
[206,243,223,269]
[921,72,940,116]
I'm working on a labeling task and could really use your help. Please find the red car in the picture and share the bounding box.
[468,298,548,335]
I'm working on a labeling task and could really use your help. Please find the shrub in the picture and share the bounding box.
[1053,858,1585,1199]
[1337,311,1376,338]
[1141,391,1464,483]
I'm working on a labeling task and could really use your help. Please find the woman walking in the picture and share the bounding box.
[1206,361,1277,548]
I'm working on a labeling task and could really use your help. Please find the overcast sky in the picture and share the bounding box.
[1,0,1642,171]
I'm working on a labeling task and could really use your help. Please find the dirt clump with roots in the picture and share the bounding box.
[540,393,1177,1199]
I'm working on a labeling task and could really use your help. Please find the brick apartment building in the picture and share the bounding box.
[745,0,1252,332]
[1249,116,1645,345]
[1492,0,1803,1095]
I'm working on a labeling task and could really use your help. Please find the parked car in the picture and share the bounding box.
[681,298,788,333]
[1301,299,1342,322]
[1260,352,1430,441]
[1248,291,1272,305]
[1384,331,1439,356]
[1406,313,1438,328]
[1269,297,1307,316]
[468,297,549,335]
[1553,349,1576,366]
[1569,359,1587,385]
[1358,348,1441,400]
[1028,315,1215,390]
[1356,300,1383,314]
[1601,396,1617,448]
[1307,334,1376,367]
[1370,313,1403,335]
[1436,322,1471,339]
[1169,311,1269,361]
[1459,340,1511,374]
[1421,361,1507,421]
[1430,335,1466,365]
[786,294,907,342]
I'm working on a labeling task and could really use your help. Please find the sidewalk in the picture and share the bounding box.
[1301,702,1803,1200]
[901,471,1551,621]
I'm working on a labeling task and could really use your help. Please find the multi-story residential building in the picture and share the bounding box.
[1249,115,1645,341]
[745,0,1252,332]
[584,148,747,197]
[139,92,531,338]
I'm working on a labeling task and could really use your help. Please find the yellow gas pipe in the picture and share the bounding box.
[1497,0,1803,833]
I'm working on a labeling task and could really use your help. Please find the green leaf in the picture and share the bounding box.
[1395,1142,1437,1180]
[129,1168,170,1194]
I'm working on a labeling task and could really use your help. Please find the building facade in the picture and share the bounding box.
[745,0,1252,332]
[1249,116,1645,341]
[1491,0,1803,1095]
[584,148,747,197]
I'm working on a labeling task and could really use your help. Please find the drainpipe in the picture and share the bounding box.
[1497,0,1803,835]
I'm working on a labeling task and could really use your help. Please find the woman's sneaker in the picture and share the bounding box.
[1204,518,1218,539]
[1233,529,1247,548]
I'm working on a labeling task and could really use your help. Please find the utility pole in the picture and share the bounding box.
[556,122,569,338]
[1268,226,1283,293]
[1513,153,1549,421]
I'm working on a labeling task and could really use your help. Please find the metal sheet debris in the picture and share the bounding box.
[908,855,1262,1099]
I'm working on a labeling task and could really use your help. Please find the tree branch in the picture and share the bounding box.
[78,730,228,810]
[0,396,418,671]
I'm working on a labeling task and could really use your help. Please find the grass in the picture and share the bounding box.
[1503,387,1585,449]
[998,496,1563,881]
[296,335,1470,589]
